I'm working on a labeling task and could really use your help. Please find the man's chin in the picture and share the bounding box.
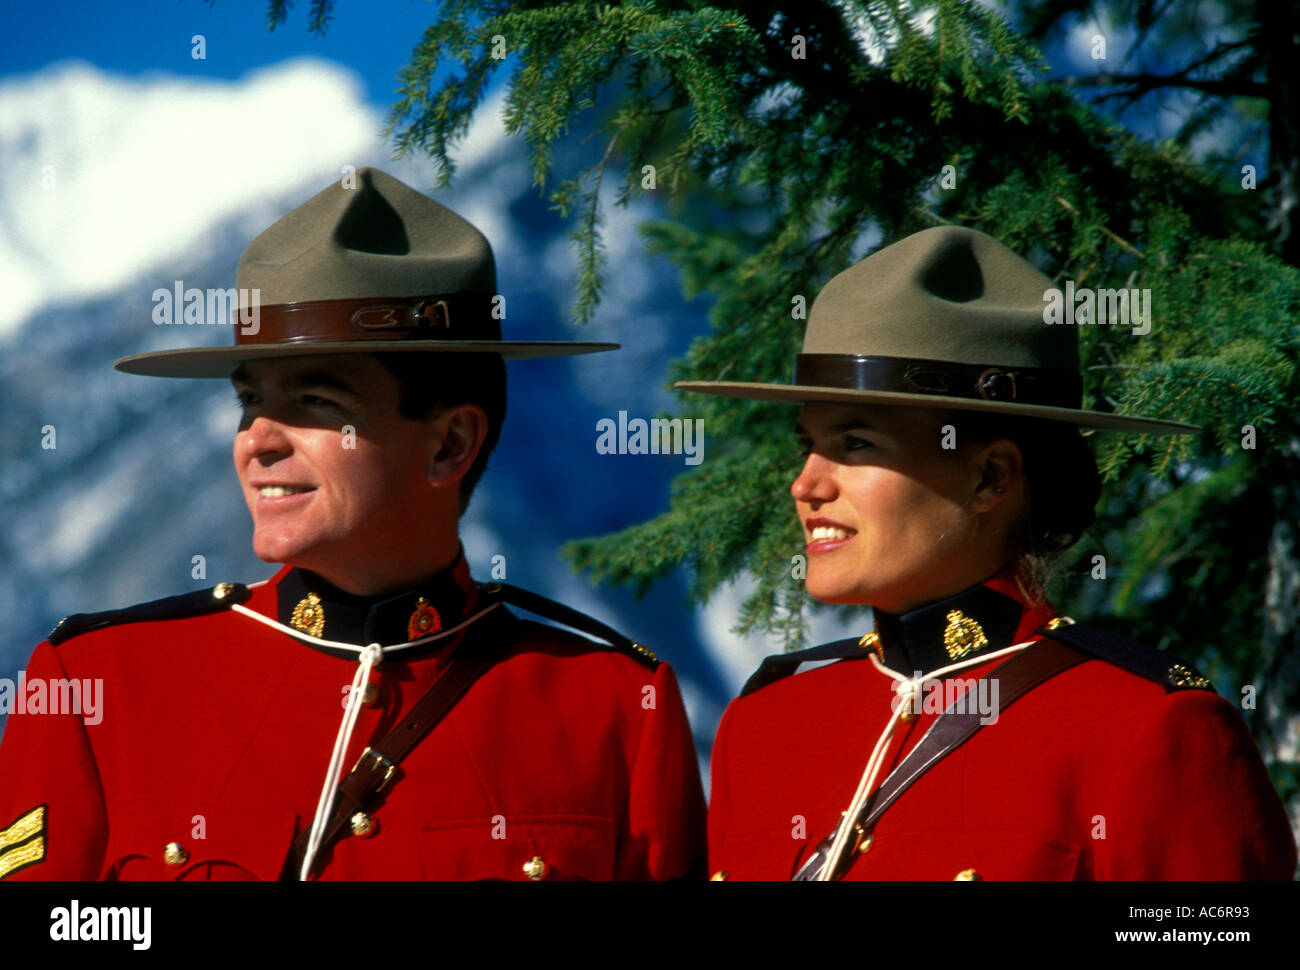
[251,535,322,569]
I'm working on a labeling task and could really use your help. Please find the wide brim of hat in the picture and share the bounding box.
[114,340,619,378]
[674,380,1201,435]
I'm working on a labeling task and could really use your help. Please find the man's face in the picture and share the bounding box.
[231,355,442,582]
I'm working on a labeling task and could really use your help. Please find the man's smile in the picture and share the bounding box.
[255,484,315,498]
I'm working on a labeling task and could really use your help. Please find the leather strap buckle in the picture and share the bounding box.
[413,298,451,329]
[352,746,396,793]
[975,367,1017,401]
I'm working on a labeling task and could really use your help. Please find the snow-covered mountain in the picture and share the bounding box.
[1,59,862,767]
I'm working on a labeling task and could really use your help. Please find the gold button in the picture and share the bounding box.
[954,868,982,881]
[350,812,376,837]
[710,869,728,881]
[212,582,236,600]
[361,683,380,706]
[163,842,189,867]
[630,642,659,662]
[900,707,918,723]
[522,856,547,880]
[855,833,874,856]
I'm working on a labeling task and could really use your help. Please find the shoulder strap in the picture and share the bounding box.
[793,638,1087,881]
[482,582,660,668]
[1036,622,1214,692]
[288,606,519,878]
[48,583,251,645]
[741,637,872,697]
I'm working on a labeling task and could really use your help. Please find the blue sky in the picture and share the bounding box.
[3,1,437,94]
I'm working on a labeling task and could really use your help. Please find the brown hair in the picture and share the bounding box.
[374,352,507,514]
[943,409,1101,600]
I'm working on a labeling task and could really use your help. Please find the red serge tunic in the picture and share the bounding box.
[0,555,706,881]
[708,567,1297,880]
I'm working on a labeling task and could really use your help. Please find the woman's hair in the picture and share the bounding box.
[942,408,1101,594]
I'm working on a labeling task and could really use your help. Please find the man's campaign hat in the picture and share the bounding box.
[115,167,616,377]
[676,226,1199,435]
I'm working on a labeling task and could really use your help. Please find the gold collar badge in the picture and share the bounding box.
[943,609,988,661]
[407,597,442,640]
[291,592,326,638]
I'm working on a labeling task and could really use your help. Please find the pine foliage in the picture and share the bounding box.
[270,0,1300,805]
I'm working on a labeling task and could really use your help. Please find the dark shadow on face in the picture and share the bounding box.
[230,356,401,434]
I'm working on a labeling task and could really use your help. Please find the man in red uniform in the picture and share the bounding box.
[0,167,705,881]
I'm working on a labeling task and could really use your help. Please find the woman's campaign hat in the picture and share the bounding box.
[115,167,616,378]
[675,226,1199,434]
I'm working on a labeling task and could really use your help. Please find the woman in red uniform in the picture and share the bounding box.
[678,226,1297,880]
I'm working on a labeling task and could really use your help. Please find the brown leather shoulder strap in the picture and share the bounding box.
[793,638,1086,881]
[287,607,517,878]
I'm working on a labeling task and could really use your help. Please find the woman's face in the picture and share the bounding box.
[791,402,1020,614]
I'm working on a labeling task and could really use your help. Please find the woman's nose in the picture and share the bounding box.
[791,452,836,504]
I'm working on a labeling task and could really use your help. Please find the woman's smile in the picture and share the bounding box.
[803,516,858,553]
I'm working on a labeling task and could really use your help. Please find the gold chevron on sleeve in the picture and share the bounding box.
[0,836,45,880]
[0,805,47,879]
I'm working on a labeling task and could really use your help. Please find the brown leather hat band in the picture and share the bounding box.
[793,354,1083,409]
[233,294,500,346]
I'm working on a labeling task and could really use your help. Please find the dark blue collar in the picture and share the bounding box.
[275,551,475,647]
[871,571,1050,675]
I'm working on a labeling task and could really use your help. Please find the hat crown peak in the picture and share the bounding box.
[333,174,411,256]
[803,226,1073,372]
[236,167,497,304]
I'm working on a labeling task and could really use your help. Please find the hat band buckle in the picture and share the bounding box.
[975,367,1017,401]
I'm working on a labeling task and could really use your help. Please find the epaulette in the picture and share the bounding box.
[47,582,251,646]
[741,637,873,697]
[1036,621,1215,693]
[480,582,660,670]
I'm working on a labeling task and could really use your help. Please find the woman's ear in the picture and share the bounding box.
[426,404,489,488]
[969,438,1023,512]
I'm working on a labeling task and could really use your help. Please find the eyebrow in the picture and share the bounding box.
[230,366,362,400]
[794,420,878,436]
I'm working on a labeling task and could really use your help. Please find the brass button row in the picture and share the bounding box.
[165,840,562,882]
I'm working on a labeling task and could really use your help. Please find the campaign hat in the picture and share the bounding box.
[116,167,615,378]
[675,226,1198,434]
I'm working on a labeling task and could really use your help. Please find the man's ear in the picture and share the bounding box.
[426,404,489,488]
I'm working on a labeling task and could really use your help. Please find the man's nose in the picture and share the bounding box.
[236,414,293,463]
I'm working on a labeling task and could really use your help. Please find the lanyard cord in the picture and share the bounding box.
[228,600,503,879]
[816,638,1039,881]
